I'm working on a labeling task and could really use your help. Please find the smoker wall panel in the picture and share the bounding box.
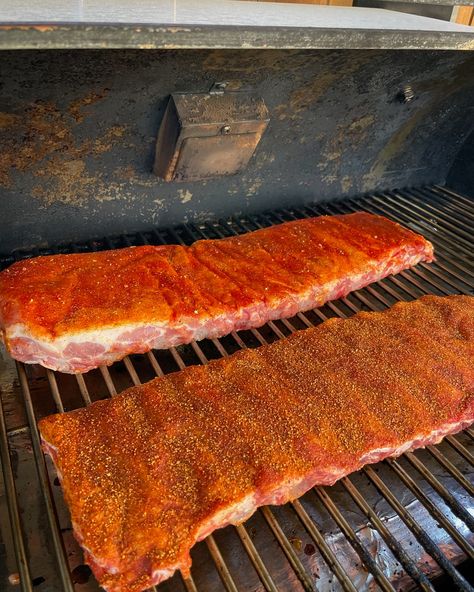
[447,129,474,196]
[1,49,474,254]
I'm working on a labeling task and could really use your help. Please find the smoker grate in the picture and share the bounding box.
[0,185,473,592]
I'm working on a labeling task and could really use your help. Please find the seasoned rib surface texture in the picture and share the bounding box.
[39,295,474,592]
[0,212,433,373]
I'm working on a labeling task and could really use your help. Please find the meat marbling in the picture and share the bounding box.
[39,295,474,592]
[0,212,433,373]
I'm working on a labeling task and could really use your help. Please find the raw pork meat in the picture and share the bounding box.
[0,212,433,372]
[39,295,474,592]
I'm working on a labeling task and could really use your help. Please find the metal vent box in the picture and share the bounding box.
[153,91,270,182]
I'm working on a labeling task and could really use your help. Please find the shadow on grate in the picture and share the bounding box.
[0,185,473,592]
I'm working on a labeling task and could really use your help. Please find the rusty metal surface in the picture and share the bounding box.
[154,92,269,181]
[172,92,269,126]
[0,49,474,254]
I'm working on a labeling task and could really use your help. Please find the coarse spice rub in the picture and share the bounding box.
[39,295,474,592]
[0,212,433,373]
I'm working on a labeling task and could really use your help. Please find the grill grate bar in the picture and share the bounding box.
[234,525,279,592]
[416,262,474,292]
[2,185,473,592]
[230,330,247,349]
[445,435,474,465]
[123,356,142,386]
[147,350,165,376]
[99,366,117,396]
[46,370,65,413]
[403,451,474,530]
[291,499,358,592]
[386,458,474,560]
[428,194,474,223]
[426,445,474,497]
[189,341,209,365]
[408,188,474,228]
[364,466,473,592]
[312,487,397,592]
[391,268,440,295]
[16,363,75,592]
[0,389,33,591]
[204,536,239,592]
[180,574,198,592]
[259,507,315,592]
[181,574,199,592]
[395,189,474,241]
[377,191,474,252]
[340,476,436,592]
[75,374,92,406]
[433,185,474,211]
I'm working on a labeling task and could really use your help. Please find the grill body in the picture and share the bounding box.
[0,49,474,255]
[0,40,473,592]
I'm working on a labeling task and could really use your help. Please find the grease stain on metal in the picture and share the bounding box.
[275,53,371,122]
[0,95,129,206]
[178,189,193,204]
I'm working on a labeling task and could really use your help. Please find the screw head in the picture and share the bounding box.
[397,85,415,104]
[8,573,20,586]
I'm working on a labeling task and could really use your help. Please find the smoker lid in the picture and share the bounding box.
[0,0,473,51]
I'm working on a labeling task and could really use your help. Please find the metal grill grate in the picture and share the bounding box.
[0,185,473,592]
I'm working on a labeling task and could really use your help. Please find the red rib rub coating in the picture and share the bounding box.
[0,212,434,373]
[39,295,474,592]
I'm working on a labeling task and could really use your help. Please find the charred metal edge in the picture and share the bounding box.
[0,24,473,51]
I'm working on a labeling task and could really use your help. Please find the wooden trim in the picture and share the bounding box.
[452,6,474,25]
[257,1,353,5]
